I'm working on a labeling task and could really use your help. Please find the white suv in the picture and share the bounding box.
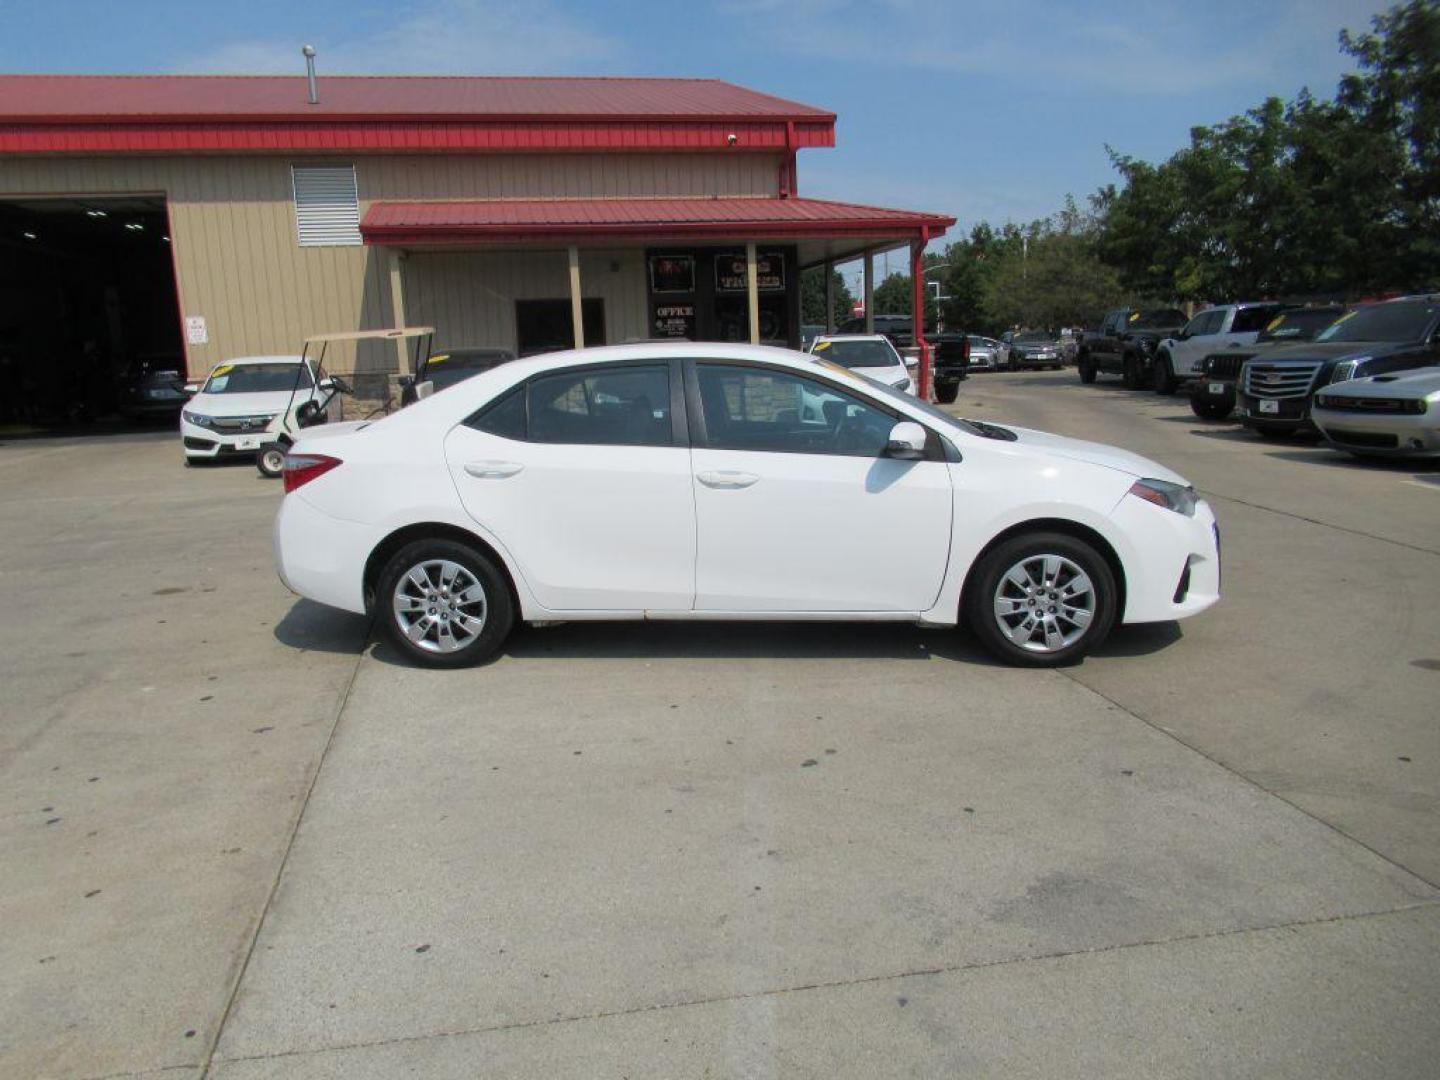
[1153,304,1284,395]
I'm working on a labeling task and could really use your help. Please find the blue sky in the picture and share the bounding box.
[2,0,1393,239]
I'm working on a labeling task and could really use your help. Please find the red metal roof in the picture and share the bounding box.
[0,75,835,156]
[360,196,955,246]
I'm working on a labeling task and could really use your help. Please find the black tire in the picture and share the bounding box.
[1078,358,1097,384]
[1190,398,1232,420]
[257,442,287,478]
[1153,355,1178,395]
[376,538,515,668]
[935,381,959,404]
[965,531,1118,667]
[1121,355,1143,390]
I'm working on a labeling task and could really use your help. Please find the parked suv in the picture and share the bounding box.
[1077,308,1187,388]
[1235,296,1440,437]
[1189,306,1345,420]
[1152,303,1285,395]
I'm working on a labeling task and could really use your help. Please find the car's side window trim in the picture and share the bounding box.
[683,357,946,462]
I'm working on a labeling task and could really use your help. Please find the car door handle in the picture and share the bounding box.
[696,470,759,489]
[464,460,524,479]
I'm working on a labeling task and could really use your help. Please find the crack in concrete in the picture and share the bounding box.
[209,901,1440,1069]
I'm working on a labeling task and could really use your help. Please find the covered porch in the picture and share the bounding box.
[360,196,954,394]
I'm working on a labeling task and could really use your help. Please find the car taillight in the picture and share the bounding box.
[282,453,342,493]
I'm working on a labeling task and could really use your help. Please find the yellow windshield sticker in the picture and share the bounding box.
[812,340,831,351]
[1331,310,1358,326]
[427,353,450,365]
[211,364,234,377]
[1128,312,1141,323]
[1265,315,1285,331]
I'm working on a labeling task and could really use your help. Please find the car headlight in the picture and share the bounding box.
[181,410,212,428]
[1330,357,1371,383]
[1128,478,1198,517]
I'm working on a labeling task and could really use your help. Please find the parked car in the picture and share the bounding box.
[118,355,188,420]
[835,314,970,402]
[1313,366,1440,458]
[274,342,1220,670]
[1151,303,1286,395]
[800,324,826,350]
[1077,308,1188,388]
[1009,331,1066,370]
[1189,306,1346,420]
[180,355,329,464]
[966,335,998,372]
[995,333,1013,369]
[808,334,913,392]
[401,347,517,406]
[1236,296,1440,438]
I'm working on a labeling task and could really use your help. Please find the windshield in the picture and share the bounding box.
[203,362,311,394]
[1258,308,1346,343]
[1316,301,1437,344]
[1130,310,1186,330]
[1015,331,1057,344]
[812,339,901,369]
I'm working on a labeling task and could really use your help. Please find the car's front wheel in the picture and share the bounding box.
[376,539,515,668]
[1153,354,1178,395]
[1190,397,1232,420]
[965,532,1118,667]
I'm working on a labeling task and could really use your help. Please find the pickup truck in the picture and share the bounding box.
[1077,308,1187,389]
[1235,296,1440,437]
[1151,303,1285,395]
[835,314,971,402]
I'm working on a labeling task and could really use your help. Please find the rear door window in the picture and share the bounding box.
[526,365,673,447]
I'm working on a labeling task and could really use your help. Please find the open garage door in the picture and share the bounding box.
[0,195,183,430]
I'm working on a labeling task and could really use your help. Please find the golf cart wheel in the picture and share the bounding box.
[965,531,1117,668]
[935,381,959,404]
[257,442,287,478]
[377,538,515,668]
[1190,398,1232,421]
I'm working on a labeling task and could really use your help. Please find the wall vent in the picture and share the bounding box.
[292,165,361,247]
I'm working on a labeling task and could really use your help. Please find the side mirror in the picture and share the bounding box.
[415,380,436,401]
[183,381,200,394]
[884,420,927,460]
[318,377,336,391]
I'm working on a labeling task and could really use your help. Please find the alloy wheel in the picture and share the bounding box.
[391,558,488,654]
[992,554,1095,653]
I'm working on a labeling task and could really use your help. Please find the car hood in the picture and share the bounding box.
[1259,340,1405,363]
[187,390,307,417]
[852,365,909,386]
[1325,365,1440,399]
[1002,425,1189,484]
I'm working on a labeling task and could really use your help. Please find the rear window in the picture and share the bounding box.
[811,339,901,369]
[527,366,672,446]
[1231,306,1284,334]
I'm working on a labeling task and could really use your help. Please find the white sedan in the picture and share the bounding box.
[180,355,326,464]
[274,343,1220,668]
[806,334,913,392]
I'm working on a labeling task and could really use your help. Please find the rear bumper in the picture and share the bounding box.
[273,493,373,614]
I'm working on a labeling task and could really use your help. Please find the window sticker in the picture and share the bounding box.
[427,354,451,365]
[1265,315,1285,331]
[1128,312,1141,323]
[211,364,234,377]
[813,340,832,352]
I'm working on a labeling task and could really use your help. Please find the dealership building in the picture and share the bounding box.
[0,72,954,414]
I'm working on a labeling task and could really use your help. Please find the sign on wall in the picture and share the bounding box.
[652,302,696,339]
[185,316,208,345]
[649,255,696,294]
[715,252,785,292]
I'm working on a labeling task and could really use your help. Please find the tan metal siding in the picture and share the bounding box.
[0,152,780,375]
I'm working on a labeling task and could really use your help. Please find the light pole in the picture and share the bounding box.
[921,263,950,331]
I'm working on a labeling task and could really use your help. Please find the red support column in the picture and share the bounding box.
[911,228,931,400]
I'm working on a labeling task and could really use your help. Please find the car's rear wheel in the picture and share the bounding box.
[965,532,1117,667]
[377,539,515,668]
[1190,398,1232,420]
[935,381,959,404]
[1122,355,1144,389]
[1078,358,1096,384]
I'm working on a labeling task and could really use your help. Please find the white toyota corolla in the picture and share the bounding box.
[274,343,1219,668]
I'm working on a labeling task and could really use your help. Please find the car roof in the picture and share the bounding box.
[213,355,305,367]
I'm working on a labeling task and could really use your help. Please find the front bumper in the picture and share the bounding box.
[1109,495,1221,624]
[1313,407,1440,457]
[1192,377,1237,407]
[180,417,274,458]
[1235,391,1313,431]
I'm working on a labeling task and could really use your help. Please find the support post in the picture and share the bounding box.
[863,253,874,334]
[387,248,409,374]
[568,246,585,349]
[824,258,835,333]
[911,231,932,401]
[746,242,760,344]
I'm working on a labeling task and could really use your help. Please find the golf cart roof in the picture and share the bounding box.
[303,327,436,345]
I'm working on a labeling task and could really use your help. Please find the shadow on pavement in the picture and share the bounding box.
[1092,620,1183,658]
[273,599,372,655]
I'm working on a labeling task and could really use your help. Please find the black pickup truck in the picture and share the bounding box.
[1077,308,1187,388]
[835,314,971,403]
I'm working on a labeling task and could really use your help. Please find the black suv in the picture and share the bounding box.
[1078,308,1187,388]
[1190,306,1346,420]
[835,314,971,403]
[1235,297,1440,437]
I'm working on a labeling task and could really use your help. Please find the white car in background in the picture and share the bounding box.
[273,342,1220,670]
[806,334,912,392]
[180,356,327,464]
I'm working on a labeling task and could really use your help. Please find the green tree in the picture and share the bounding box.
[800,266,856,326]
[982,199,1123,329]
[871,272,938,325]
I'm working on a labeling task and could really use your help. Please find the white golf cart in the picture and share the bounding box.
[255,326,435,478]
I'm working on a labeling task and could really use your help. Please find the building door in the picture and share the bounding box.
[514,298,604,357]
